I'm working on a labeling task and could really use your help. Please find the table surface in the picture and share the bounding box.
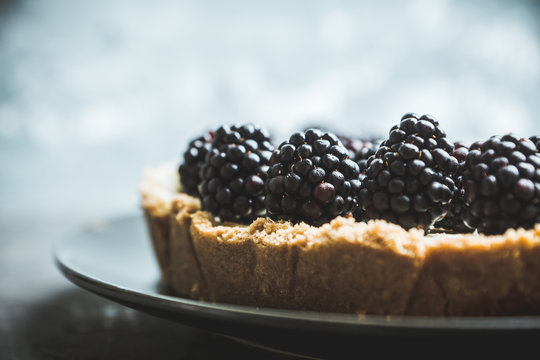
[0,215,301,360]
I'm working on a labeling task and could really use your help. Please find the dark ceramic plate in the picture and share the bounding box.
[54,215,540,358]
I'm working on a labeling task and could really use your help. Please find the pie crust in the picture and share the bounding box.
[141,163,540,316]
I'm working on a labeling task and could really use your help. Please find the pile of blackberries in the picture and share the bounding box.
[178,116,540,234]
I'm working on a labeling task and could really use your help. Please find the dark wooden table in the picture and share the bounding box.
[0,217,298,360]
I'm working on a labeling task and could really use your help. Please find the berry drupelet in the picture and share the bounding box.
[460,134,540,235]
[264,128,361,225]
[179,132,213,196]
[433,141,474,233]
[357,113,459,230]
[198,124,274,222]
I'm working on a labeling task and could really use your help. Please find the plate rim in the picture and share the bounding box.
[53,215,540,333]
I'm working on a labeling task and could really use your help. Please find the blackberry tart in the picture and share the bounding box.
[141,120,540,316]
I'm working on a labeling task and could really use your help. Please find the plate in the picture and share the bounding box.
[54,215,540,357]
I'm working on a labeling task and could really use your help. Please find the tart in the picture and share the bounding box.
[141,119,540,316]
[142,162,540,317]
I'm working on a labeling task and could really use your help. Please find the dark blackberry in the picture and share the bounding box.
[179,132,213,196]
[264,128,361,225]
[337,134,378,155]
[335,134,359,156]
[198,124,274,222]
[352,138,383,173]
[531,135,540,151]
[460,134,540,235]
[433,141,473,233]
[356,113,458,230]
[333,135,384,175]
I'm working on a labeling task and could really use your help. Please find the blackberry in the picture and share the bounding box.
[357,113,458,230]
[335,134,359,156]
[198,124,274,222]
[352,138,383,173]
[337,134,379,156]
[531,135,540,151]
[264,128,361,225]
[179,132,213,196]
[433,141,473,233]
[461,134,540,235]
[336,135,383,172]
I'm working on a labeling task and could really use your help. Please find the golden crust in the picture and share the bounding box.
[141,163,540,316]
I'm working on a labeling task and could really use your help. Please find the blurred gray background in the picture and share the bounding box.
[1,0,540,225]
